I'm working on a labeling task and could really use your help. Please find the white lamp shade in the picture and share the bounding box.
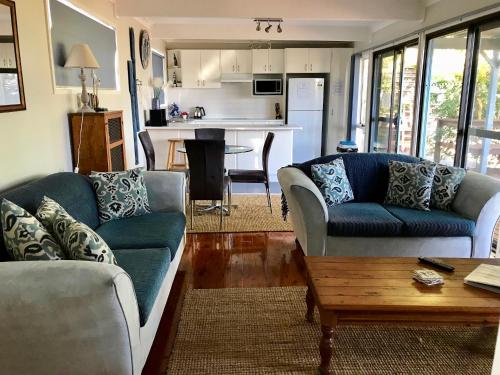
[64,43,100,68]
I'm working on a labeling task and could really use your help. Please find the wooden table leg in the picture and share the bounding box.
[305,285,315,322]
[319,325,334,375]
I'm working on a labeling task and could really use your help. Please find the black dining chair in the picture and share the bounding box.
[138,130,157,171]
[195,128,225,140]
[228,132,275,213]
[184,139,231,230]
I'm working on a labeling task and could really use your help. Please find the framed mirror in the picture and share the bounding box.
[0,0,25,112]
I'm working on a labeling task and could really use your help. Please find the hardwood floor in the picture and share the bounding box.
[181,232,306,288]
[143,231,305,374]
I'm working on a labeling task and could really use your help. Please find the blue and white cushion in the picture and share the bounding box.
[311,158,354,207]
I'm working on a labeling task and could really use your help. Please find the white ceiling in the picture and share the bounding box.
[113,0,440,44]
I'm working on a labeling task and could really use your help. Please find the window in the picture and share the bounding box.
[370,43,418,154]
[348,54,369,152]
[152,51,166,105]
[465,25,500,178]
[420,30,468,165]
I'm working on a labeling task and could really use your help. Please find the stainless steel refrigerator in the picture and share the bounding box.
[287,78,325,163]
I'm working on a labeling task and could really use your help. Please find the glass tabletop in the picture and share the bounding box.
[177,145,253,154]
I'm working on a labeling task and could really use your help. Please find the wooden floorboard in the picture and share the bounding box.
[142,231,303,374]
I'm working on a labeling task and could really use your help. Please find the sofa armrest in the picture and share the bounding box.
[144,171,186,213]
[278,167,328,256]
[452,171,500,258]
[0,261,141,375]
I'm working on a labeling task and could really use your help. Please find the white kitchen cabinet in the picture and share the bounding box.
[252,49,283,74]
[180,50,202,88]
[309,48,332,73]
[180,50,221,88]
[236,130,265,171]
[267,130,293,180]
[268,49,284,73]
[221,50,252,74]
[252,49,268,73]
[200,50,221,88]
[285,48,331,73]
[221,50,237,74]
[285,48,309,73]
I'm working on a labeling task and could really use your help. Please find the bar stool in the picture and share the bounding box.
[166,139,189,170]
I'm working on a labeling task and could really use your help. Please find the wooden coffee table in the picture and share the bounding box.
[304,257,500,375]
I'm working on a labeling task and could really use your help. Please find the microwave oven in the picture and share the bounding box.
[253,78,283,95]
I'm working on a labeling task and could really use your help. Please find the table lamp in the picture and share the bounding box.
[64,43,100,112]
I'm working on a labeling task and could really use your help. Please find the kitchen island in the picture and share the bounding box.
[145,119,300,182]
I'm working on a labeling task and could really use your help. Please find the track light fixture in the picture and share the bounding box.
[254,18,283,33]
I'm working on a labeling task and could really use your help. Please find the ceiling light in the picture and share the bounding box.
[256,21,261,31]
[265,22,272,33]
[277,22,282,33]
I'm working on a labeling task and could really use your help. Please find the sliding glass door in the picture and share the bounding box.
[419,30,468,165]
[465,25,500,178]
[371,44,418,154]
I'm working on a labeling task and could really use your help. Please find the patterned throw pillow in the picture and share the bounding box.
[1,199,66,261]
[431,165,466,211]
[36,196,74,242]
[311,158,354,207]
[90,168,151,223]
[54,214,116,264]
[384,160,436,211]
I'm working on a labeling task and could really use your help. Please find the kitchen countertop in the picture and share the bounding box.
[146,118,301,130]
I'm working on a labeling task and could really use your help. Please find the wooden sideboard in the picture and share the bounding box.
[69,111,126,175]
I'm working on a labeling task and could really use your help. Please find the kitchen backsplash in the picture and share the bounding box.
[166,82,284,119]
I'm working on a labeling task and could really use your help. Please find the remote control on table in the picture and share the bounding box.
[418,257,455,272]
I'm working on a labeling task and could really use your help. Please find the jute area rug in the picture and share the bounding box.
[166,287,495,374]
[186,194,293,233]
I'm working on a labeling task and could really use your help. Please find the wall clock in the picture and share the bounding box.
[139,29,150,69]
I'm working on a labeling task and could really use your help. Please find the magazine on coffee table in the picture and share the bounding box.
[464,264,500,294]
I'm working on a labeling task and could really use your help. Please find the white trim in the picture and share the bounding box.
[44,0,120,94]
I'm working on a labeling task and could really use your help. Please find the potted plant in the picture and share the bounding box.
[151,77,164,109]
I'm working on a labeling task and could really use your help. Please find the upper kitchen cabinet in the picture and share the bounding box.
[252,49,283,74]
[180,50,221,88]
[221,50,252,74]
[285,48,332,73]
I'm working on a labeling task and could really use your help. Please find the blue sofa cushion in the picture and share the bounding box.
[298,153,420,203]
[95,212,185,260]
[327,203,404,237]
[0,173,100,261]
[384,206,476,237]
[113,247,171,326]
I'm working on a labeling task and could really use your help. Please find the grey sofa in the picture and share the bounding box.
[0,170,186,375]
[278,153,500,258]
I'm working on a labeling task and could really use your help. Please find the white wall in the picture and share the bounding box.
[166,82,283,119]
[0,0,164,191]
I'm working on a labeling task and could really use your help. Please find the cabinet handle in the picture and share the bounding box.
[269,64,272,71]
[203,80,205,86]
[264,64,267,72]
[304,63,307,71]
[310,64,312,71]
[9,59,12,67]
[237,65,240,72]
[233,65,235,72]
[197,80,200,87]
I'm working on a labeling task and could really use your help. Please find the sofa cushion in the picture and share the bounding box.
[114,247,171,326]
[384,160,436,211]
[90,168,151,224]
[311,158,354,206]
[327,203,404,237]
[0,173,100,261]
[95,212,185,259]
[1,199,66,261]
[384,205,476,237]
[430,164,466,211]
[298,153,420,203]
